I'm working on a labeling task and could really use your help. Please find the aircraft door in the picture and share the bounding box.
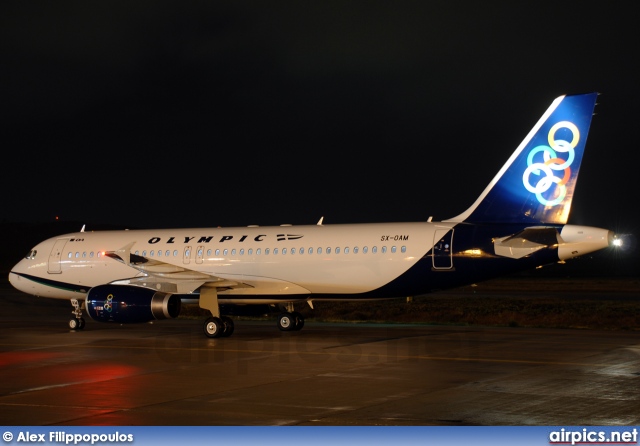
[48,239,69,274]
[183,246,192,264]
[432,229,454,270]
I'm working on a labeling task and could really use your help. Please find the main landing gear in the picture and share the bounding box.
[203,316,235,338]
[200,287,235,339]
[69,298,86,330]
[276,302,305,331]
[277,311,305,331]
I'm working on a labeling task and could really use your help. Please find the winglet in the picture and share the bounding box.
[317,216,324,226]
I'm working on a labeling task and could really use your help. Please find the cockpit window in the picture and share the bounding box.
[25,249,37,260]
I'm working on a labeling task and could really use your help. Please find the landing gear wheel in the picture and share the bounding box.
[203,317,223,338]
[277,312,295,331]
[221,316,235,337]
[69,317,85,330]
[69,299,85,330]
[291,311,305,331]
[278,312,305,331]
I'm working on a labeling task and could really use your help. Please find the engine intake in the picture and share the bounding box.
[86,285,181,323]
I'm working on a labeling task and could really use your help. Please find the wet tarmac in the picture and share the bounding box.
[1,282,639,426]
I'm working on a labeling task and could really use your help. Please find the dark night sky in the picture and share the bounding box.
[1,1,639,244]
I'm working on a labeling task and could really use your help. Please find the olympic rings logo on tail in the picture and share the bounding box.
[522,121,579,206]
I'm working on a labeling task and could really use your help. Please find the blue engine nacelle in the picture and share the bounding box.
[86,285,181,323]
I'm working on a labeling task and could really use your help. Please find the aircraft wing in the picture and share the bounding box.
[104,246,250,294]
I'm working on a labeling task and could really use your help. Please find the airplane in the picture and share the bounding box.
[8,92,619,338]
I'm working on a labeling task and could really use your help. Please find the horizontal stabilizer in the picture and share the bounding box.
[494,227,562,259]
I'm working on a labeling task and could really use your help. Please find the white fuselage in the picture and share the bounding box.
[8,222,452,302]
[8,221,613,305]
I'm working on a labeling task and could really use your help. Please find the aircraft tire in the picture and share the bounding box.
[292,311,305,331]
[221,316,235,337]
[69,317,85,330]
[203,316,224,338]
[277,313,295,331]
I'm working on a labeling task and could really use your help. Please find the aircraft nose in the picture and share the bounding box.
[8,259,30,293]
[8,270,23,292]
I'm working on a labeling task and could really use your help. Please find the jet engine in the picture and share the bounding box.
[86,285,181,323]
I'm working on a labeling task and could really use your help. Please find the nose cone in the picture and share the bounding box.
[8,256,38,295]
[9,264,28,294]
[9,271,23,293]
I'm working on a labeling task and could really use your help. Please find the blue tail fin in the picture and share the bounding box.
[447,93,598,225]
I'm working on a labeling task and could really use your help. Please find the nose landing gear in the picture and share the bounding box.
[69,298,86,330]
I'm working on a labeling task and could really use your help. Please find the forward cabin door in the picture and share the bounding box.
[48,239,69,274]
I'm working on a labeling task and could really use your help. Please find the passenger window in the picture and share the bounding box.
[300,247,304,254]
[265,248,270,255]
[391,246,396,253]
[363,246,368,253]
[172,250,177,257]
[382,246,387,253]
[372,246,377,253]
[344,247,349,254]
[290,248,295,255]
[223,249,228,256]
[326,247,331,254]
[308,247,313,254]
[401,246,406,253]
[274,248,278,254]
[207,249,212,256]
[256,248,260,255]
[215,249,220,256]
[335,247,340,254]
[231,249,237,255]
[353,247,358,253]
[317,247,322,254]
